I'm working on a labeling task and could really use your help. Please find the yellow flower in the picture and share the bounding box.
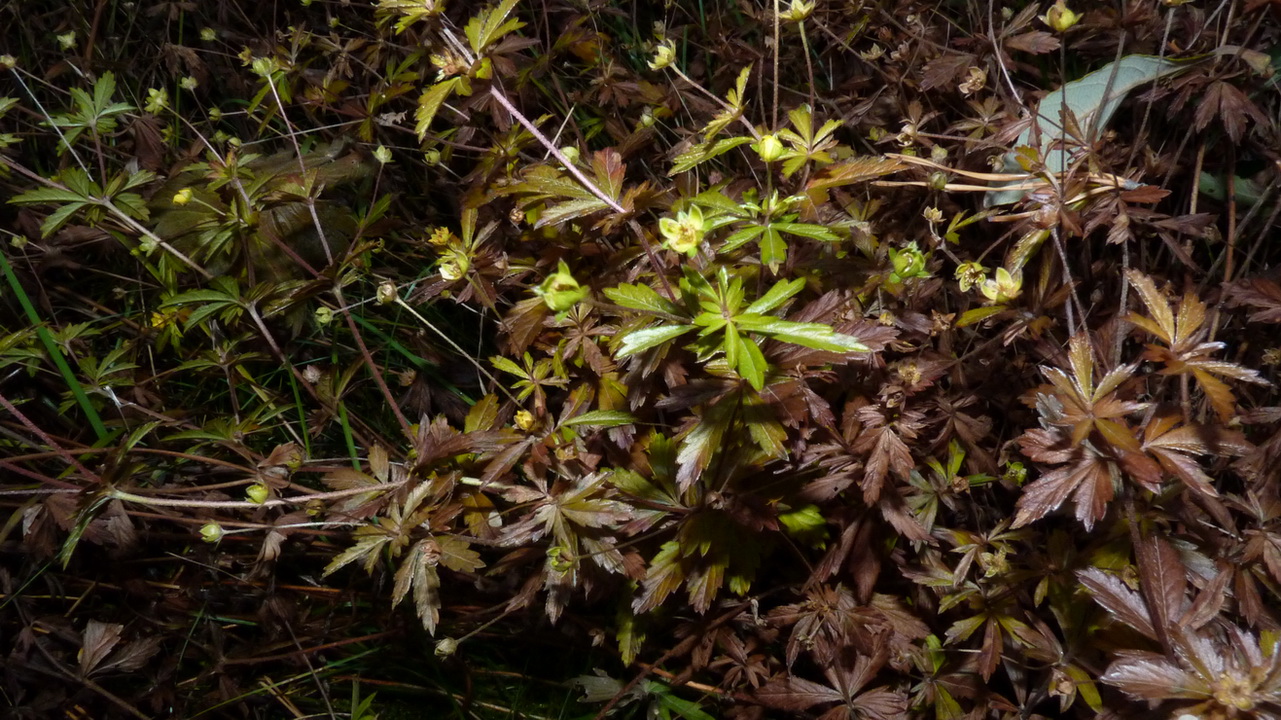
[648,40,676,71]
[659,206,706,255]
[172,187,193,206]
[779,0,815,22]
[144,88,169,114]
[427,227,453,246]
[954,262,987,292]
[514,409,536,431]
[1040,0,1080,32]
[979,267,1023,303]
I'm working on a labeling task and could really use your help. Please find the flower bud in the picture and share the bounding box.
[245,483,269,505]
[376,281,398,305]
[199,523,225,543]
[438,249,470,281]
[754,134,785,163]
[535,260,588,312]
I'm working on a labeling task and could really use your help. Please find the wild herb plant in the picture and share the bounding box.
[2,0,1281,718]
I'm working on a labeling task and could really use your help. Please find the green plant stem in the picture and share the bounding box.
[0,251,109,442]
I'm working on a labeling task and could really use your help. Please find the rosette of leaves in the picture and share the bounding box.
[606,265,869,391]
[148,140,375,283]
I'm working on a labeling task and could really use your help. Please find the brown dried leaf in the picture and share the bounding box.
[78,621,124,677]
[920,53,974,91]
[756,676,844,711]
[1101,652,1203,699]
[1078,567,1157,639]
[1225,277,1281,324]
[1005,31,1061,54]
[1134,534,1186,646]
[1193,80,1265,143]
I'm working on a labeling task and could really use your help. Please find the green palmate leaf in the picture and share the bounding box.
[744,278,804,315]
[615,598,645,665]
[9,185,92,205]
[536,197,609,227]
[690,188,745,215]
[634,540,684,613]
[732,332,768,389]
[720,224,766,253]
[617,324,696,357]
[604,283,683,316]
[464,0,524,54]
[161,288,238,306]
[489,354,529,377]
[669,136,754,174]
[759,227,786,272]
[40,202,91,237]
[772,222,840,242]
[563,409,638,428]
[512,163,597,200]
[324,526,393,576]
[805,155,907,196]
[734,315,869,352]
[415,77,464,140]
[651,687,718,720]
[956,305,1008,327]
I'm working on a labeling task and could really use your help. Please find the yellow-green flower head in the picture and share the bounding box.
[779,0,815,22]
[979,267,1023,303]
[438,248,470,281]
[376,281,399,305]
[1040,0,1080,32]
[648,40,676,71]
[172,187,194,206]
[535,260,589,312]
[659,205,706,255]
[145,88,169,114]
[954,261,987,292]
[754,133,785,163]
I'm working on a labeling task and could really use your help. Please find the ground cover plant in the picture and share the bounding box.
[2,0,1281,718]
